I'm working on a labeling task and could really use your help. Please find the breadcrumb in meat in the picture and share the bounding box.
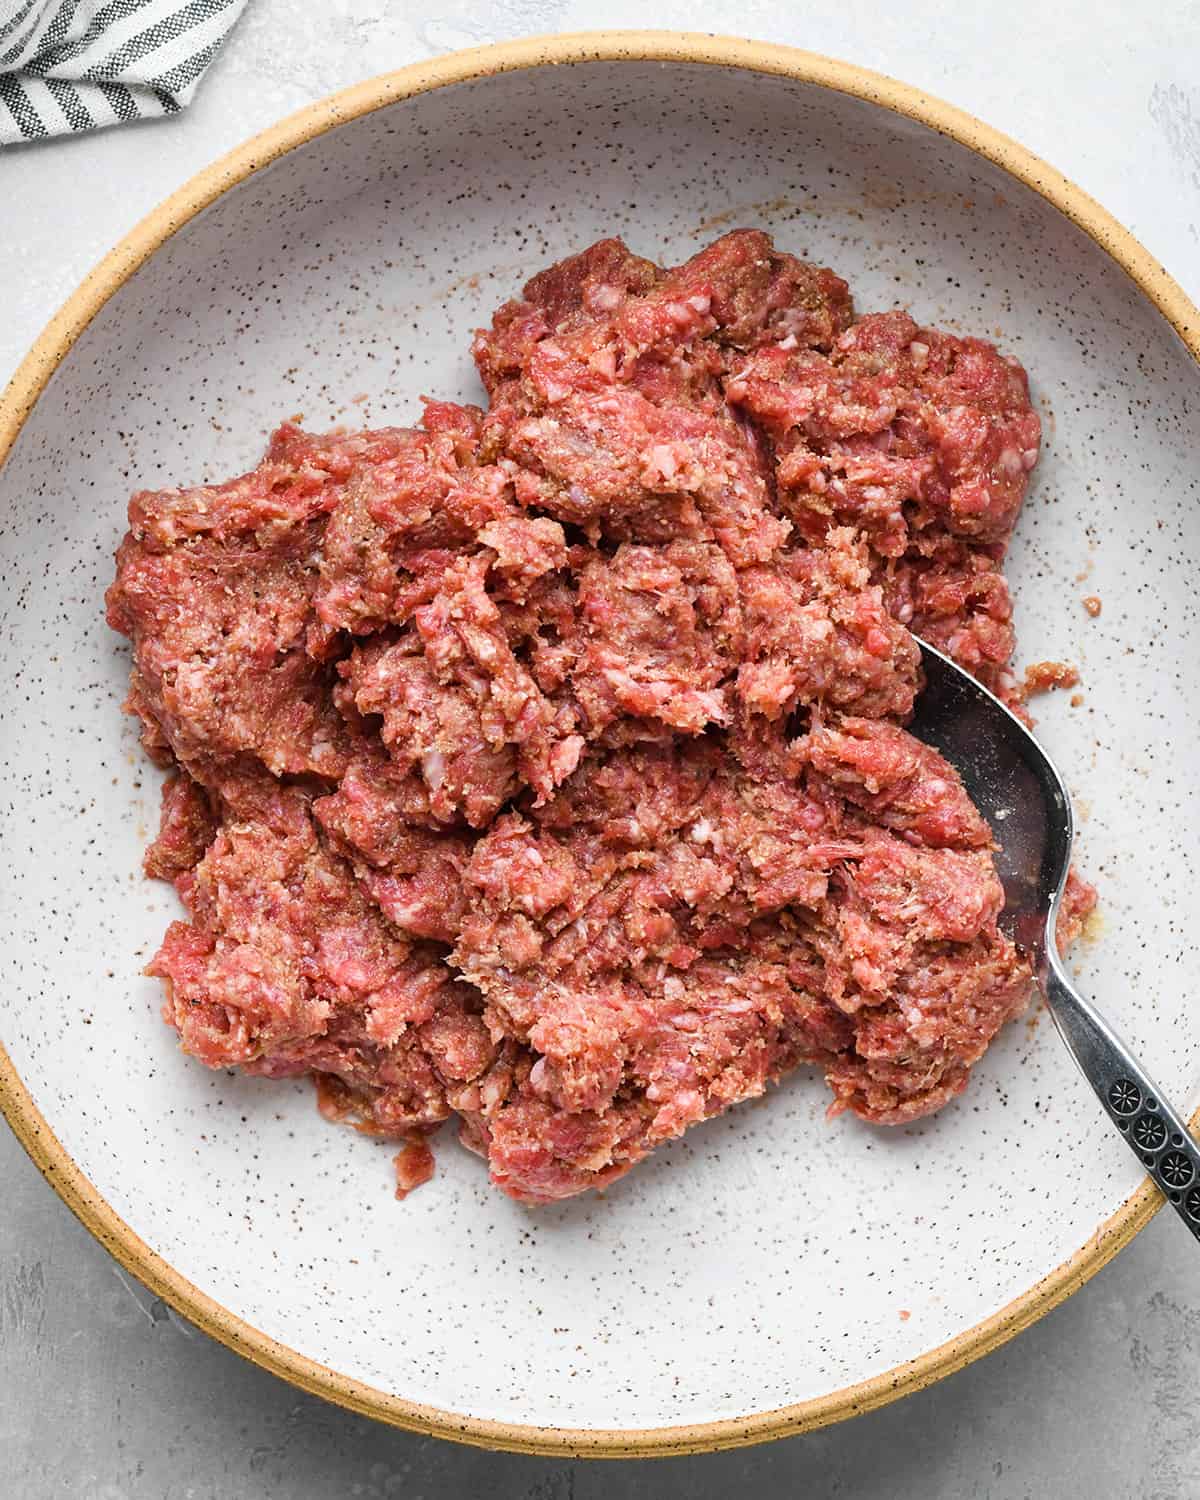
[108,230,1088,1203]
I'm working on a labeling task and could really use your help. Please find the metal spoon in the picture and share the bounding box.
[910,637,1200,1240]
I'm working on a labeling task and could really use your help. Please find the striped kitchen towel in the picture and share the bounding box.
[0,0,250,145]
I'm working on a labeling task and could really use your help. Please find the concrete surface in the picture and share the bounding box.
[3,2,1200,1495]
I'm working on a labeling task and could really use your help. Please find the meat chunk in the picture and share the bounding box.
[313,751,472,944]
[881,535,1016,694]
[1022,660,1081,698]
[567,540,739,735]
[500,384,789,565]
[448,733,1028,1200]
[143,773,217,890]
[736,529,920,724]
[727,311,1040,555]
[146,784,485,1138]
[804,717,992,849]
[109,524,351,781]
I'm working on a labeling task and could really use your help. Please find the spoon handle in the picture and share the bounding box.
[1043,952,1200,1242]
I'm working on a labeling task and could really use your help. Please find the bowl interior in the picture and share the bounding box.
[3,58,1199,1435]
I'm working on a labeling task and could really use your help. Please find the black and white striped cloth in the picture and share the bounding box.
[0,0,249,145]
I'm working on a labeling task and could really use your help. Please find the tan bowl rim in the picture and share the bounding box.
[2,29,1197,1460]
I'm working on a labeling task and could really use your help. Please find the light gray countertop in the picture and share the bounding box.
[4,3,1200,1495]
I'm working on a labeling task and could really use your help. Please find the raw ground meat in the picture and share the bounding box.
[1021,660,1081,698]
[109,229,1096,1204]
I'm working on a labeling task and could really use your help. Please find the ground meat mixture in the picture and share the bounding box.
[108,230,1096,1203]
[1021,660,1082,699]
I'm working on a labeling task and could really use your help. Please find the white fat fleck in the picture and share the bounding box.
[421,750,445,792]
[645,443,679,481]
[690,818,716,844]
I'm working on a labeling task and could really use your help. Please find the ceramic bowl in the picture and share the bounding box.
[3,33,1199,1458]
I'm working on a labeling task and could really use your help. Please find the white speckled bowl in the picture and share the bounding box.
[3,33,1199,1458]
